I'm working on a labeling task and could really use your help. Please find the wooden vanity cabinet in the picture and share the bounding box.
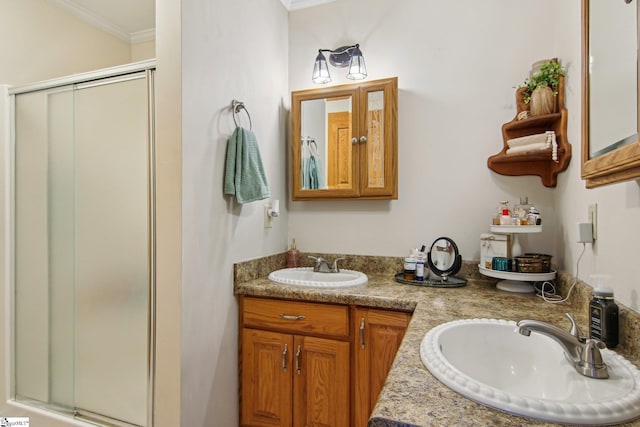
[352,307,411,427]
[239,296,411,427]
[240,296,350,427]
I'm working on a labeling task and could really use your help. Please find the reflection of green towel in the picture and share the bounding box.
[224,127,270,203]
[303,155,321,189]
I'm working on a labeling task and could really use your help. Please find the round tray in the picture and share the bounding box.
[489,225,542,234]
[394,273,466,288]
[478,265,556,281]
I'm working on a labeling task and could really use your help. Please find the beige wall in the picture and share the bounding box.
[154,0,182,425]
[0,0,133,86]
[132,40,156,62]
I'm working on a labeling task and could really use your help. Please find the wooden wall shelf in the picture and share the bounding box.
[488,76,571,187]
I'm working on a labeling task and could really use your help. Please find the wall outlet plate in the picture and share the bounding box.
[264,204,273,228]
[588,203,598,240]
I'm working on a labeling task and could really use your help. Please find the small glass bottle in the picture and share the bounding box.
[404,256,417,280]
[513,196,531,224]
[415,259,425,281]
[493,202,503,225]
[526,206,541,225]
[498,201,511,225]
[589,275,618,348]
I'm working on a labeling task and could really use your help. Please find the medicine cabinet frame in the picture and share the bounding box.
[291,77,398,200]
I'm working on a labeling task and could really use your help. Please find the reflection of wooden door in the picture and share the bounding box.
[327,111,352,189]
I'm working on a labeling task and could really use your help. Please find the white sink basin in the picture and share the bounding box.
[420,318,640,425]
[268,267,367,288]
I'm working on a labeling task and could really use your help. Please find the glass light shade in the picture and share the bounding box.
[346,46,367,80]
[312,52,331,84]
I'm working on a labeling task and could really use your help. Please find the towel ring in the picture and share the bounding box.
[231,99,252,130]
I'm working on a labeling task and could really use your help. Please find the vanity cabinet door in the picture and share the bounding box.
[353,308,410,427]
[241,328,293,427]
[292,336,350,427]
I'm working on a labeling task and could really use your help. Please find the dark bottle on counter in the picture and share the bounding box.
[589,282,619,348]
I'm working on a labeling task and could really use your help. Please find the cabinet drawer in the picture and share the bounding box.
[242,297,349,338]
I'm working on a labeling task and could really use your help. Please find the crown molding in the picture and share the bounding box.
[280,0,336,11]
[48,0,155,43]
[131,28,156,44]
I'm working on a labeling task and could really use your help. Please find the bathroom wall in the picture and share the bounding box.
[0,0,132,86]
[180,0,288,426]
[153,0,182,424]
[287,0,640,313]
[288,0,559,264]
[132,40,156,62]
[552,2,640,313]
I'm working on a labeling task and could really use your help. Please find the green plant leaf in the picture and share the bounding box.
[517,59,566,104]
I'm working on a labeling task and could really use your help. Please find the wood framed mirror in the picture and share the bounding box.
[290,77,398,200]
[582,0,640,188]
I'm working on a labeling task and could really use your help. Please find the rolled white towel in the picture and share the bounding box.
[506,141,550,155]
[508,133,545,148]
[507,130,555,148]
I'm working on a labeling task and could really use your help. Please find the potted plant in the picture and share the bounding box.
[519,59,566,116]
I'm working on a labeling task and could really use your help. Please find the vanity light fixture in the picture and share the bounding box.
[312,44,367,84]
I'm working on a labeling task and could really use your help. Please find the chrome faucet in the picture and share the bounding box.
[516,313,609,379]
[307,256,345,273]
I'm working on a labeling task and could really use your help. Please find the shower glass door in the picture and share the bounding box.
[13,70,153,427]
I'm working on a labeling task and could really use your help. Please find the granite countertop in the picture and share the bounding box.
[235,264,640,427]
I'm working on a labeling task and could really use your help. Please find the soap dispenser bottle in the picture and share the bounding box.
[286,239,301,268]
[589,275,619,348]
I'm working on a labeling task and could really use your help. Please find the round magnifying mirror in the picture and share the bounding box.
[427,237,462,280]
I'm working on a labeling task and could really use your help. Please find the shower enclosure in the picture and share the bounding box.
[10,61,155,427]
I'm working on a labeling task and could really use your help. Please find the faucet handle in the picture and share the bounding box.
[565,313,586,343]
[307,255,324,264]
[307,255,329,272]
[579,339,609,379]
[332,257,346,272]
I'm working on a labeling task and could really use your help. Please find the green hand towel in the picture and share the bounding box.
[224,127,270,203]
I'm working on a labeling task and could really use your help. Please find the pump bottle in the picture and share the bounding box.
[589,275,619,348]
[286,239,301,268]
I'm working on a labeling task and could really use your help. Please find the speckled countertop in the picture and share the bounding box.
[234,254,640,427]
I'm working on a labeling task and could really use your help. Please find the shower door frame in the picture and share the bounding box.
[7,59,157,427]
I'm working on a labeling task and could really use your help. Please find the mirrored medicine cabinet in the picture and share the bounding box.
[291,77,398,200]
[582,0,640,188]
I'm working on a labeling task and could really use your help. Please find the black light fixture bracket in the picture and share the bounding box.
[319,44,361,67]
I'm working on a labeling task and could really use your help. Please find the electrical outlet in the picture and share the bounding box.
[588,203,597,240]
[264,204,273,228]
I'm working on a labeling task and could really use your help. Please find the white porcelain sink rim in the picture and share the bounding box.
[420,318,640,425]
[268,267,368,288]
